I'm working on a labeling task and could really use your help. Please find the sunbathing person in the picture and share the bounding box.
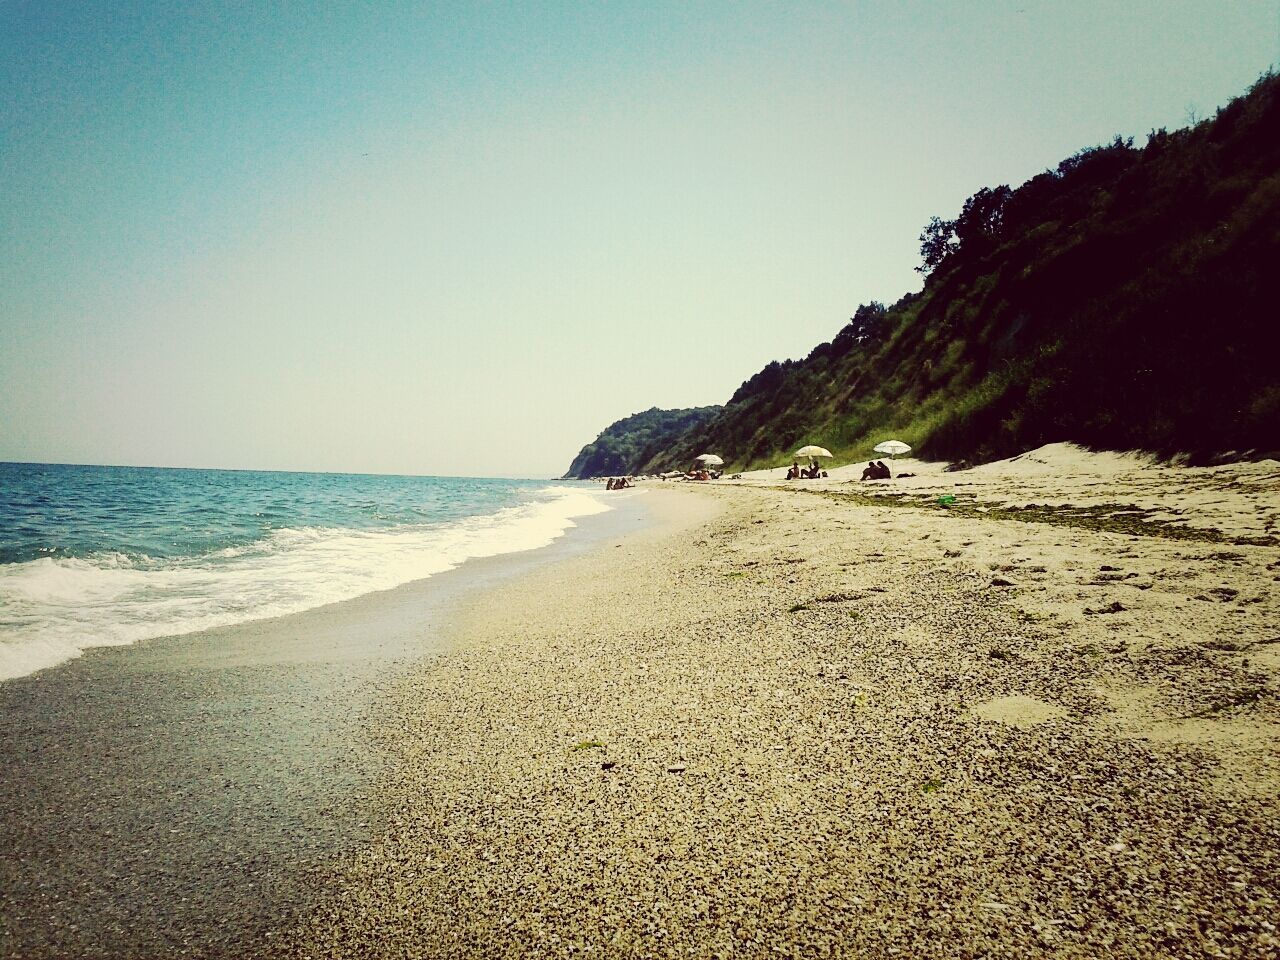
[860,461,889,480]
[785,463,800,480]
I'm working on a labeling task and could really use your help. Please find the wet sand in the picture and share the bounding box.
[276,462,1279,959]
[0,493,653,959]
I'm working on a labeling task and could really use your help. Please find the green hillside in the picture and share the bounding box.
[563,406,722,478]
[647,72,1280,472]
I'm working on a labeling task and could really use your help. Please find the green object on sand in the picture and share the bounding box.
[938,495,956,507]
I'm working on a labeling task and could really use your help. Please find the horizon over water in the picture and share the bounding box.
[1,457,561,480]
[0,462,620,680]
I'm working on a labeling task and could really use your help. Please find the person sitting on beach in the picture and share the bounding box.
[876,460,891,479]
[786,462,800,480]
[606,477,615,490]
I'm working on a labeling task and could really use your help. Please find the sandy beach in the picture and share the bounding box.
[275,452,1279,958]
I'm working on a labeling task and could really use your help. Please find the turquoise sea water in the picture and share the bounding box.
[0,463,614,680]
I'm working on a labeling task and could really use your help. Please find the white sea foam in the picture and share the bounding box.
[0,486,611,681]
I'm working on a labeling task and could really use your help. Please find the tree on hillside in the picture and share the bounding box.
[917,216,957,276]
[729,360,791,404]
[953,185,1012,258]
[832,302,888,355]
[917,186,1012,275]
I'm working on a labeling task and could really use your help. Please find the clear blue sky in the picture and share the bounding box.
[2,1,1275,476]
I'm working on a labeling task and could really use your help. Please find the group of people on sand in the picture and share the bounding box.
[605,476,634,490]
[781,457,895,481]
[683,468,721,481]
[785,462,827,480]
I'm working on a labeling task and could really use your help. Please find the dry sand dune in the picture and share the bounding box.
[740,442,1280,542]
[281,455,1279,958]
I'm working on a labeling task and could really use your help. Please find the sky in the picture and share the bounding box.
[2,1,1276,477]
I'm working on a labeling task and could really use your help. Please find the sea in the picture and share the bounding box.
[0,462,616,681]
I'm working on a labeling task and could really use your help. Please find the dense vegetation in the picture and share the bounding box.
[563,406,722,478]
[639,72,1280,472]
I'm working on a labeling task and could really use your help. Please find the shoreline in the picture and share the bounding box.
[0,489,657,959]
[5,465,1277,957]
[277,478,1278,958]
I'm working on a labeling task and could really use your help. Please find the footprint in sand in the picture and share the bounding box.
[969,695,1067,729]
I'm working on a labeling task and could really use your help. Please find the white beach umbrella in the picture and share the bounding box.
[695,454,724,466]
[873,440,912,458]
[794,445,833,459]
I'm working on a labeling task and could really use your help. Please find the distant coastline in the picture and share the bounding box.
[563,72,1280,478]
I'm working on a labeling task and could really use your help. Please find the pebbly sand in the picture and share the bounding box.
[276,452,1280,959]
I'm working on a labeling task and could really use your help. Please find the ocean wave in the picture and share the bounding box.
[0,486,611,681]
